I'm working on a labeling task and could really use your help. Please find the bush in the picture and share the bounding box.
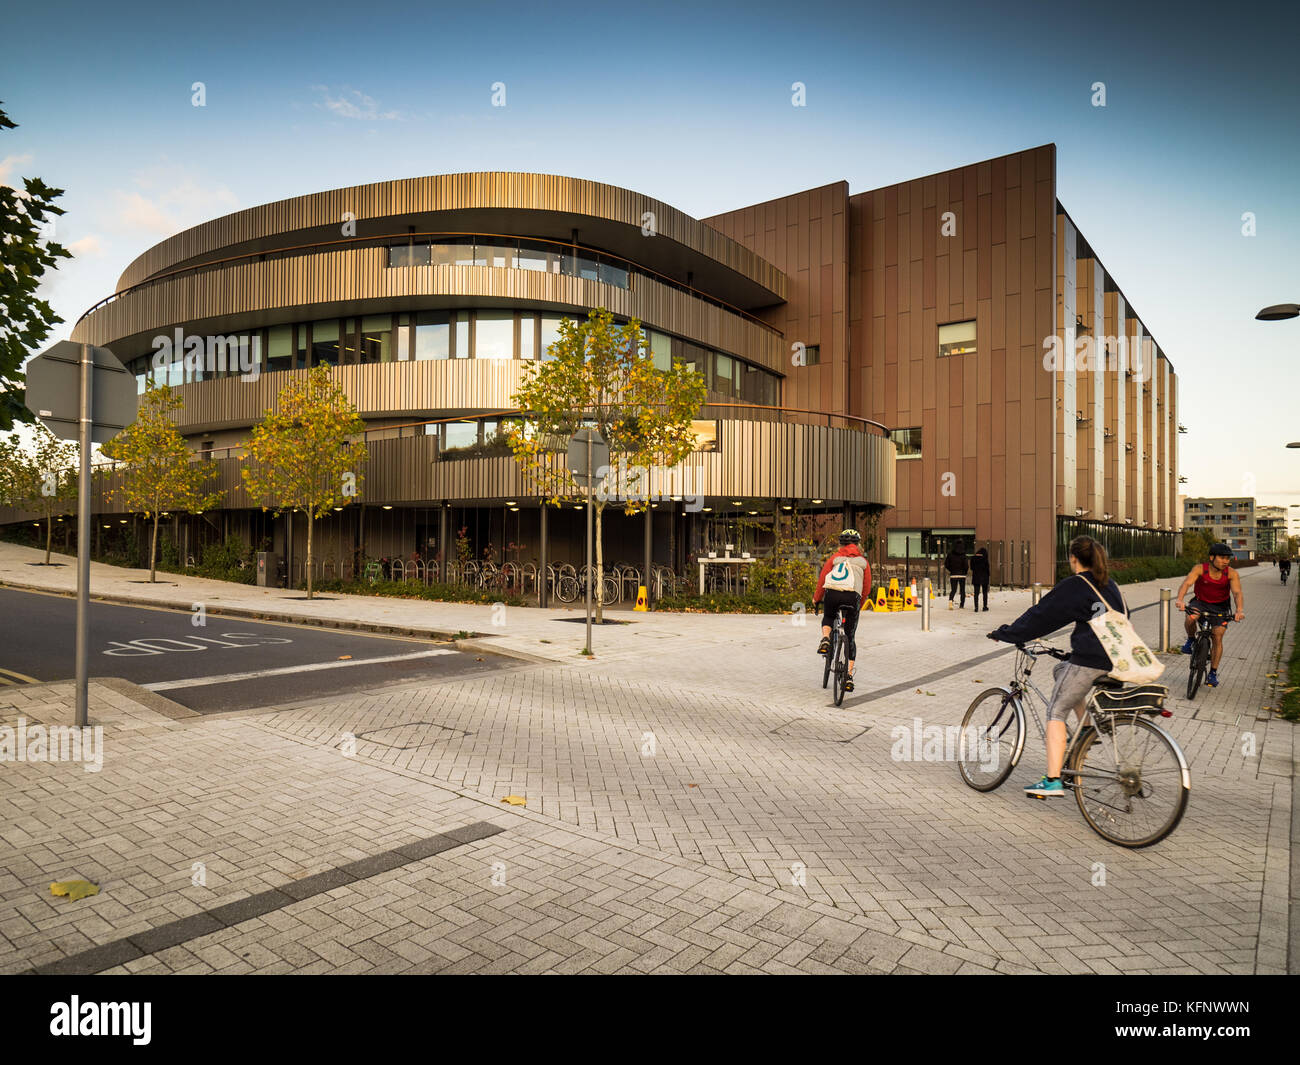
[656,591,799,614]
[193,536,255,584]
[307,578,525,607]
[1055,556,1191,585]
[1281,594,1300,723]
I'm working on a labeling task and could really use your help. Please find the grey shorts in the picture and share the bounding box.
[1045,661,1110,725]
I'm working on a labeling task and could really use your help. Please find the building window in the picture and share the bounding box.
[540,314,566,360]
[453,312,469,358]
[939,320,976,358]
[890,427,922,458]
[414,311,449,359]
[311,320,339,367]
[442,421,479,453]
[519,314,537,360]
[388,244,430,268]
[691,420,719,452]
[474,310,514,359]
[887,530,924,556]
[803,344,820,366]
[267,325,293,374]
[648,330,672,371]
[360,315,394,363]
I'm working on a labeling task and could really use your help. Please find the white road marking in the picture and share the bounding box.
[141,649,458,691]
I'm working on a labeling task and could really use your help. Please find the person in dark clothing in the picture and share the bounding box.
[943,544,968,607]
[987,535,1126,798]
[970,547,991,611]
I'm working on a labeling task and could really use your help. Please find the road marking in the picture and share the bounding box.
[141,649,458,691]
[0,667,37,684]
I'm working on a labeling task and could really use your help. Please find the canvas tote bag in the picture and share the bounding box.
[1076,574,1165,683]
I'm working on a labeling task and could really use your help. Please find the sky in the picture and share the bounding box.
[4,0,1298,530]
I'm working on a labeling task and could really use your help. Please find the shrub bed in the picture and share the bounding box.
[307,577,525,607]
[656,592,797,614]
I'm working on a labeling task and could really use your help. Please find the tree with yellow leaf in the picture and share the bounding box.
[101,383,223,581]
[240,367,367,600]
[0,426,78,564]
[507,308,706,621]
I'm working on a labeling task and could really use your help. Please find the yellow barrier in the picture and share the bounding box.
[634,585,648,611]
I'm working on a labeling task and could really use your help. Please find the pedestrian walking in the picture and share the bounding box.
[944,543,968,608]
[970,546,991,611]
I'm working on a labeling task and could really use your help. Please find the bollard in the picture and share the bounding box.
[1159,587,1171,652]
[1032,582,1043,605]
[921,578,931,631]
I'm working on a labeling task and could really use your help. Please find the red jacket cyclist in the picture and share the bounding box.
[813,529,872,692]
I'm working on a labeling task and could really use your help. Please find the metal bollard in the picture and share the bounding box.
[1159,587,1171,652]
[1032,582,1043,605]
[921,578,931,631]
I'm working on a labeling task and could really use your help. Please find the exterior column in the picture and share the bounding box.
[438,503,448,576]
[644,503,653,609]
[538,503,549,608]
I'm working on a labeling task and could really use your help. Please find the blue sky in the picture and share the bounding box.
[4,0,1297,526]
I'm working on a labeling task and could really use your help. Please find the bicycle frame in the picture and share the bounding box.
[988,645,1097,785]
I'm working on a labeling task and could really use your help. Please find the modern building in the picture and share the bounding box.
[1183,497,1256,559]
[3,144,1179,588]
[1256,505,1287,556]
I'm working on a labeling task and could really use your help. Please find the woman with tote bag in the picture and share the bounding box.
[986,535,1138,798]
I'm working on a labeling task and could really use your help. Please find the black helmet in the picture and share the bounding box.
[1209,542,1233,558]
[838,528,861,545]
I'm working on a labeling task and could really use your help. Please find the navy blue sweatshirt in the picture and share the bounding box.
[990,572,1126,669]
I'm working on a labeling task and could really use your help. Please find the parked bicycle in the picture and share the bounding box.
[1183,610,1234,700]
[821,604,851,706]
[956,642,1189,848]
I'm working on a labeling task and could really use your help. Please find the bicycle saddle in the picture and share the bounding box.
[1092,676,1125,690]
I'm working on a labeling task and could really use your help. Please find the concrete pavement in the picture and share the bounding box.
[0,540,1295,973]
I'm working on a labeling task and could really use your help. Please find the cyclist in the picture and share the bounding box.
[1175,543,1244,687]
[1280,557,1291,584]
[987,535,1125,798]
[813,529,871,693]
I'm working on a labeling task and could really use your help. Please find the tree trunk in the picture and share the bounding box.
[150,514,159,582]
[306,511,314,600]
[595,500,605,623]
[44,513,53,564]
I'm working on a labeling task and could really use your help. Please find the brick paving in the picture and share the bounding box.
[0,546,1294,974]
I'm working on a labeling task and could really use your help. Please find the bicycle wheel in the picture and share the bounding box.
[957,687,1024,791]
[822,626,837,689]
[1186,635,1207,700]
[1070,716,1189,847]
[832,638,848,706]
[556,575,579,604]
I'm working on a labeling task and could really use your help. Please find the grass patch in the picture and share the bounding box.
[1280,592,1300,722]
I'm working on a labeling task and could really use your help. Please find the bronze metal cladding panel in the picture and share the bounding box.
[74,249,784,375]
[115,173,787,301]
[702,183,851,418]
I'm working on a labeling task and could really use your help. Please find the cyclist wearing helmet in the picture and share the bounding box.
[1175,543,1244,687]
[813,529,872,693]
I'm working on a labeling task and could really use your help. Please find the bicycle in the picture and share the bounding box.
[1281,566,1290,586]
[820,603,851,706]
[956,642,1190,848]
[1182,610,1234,700]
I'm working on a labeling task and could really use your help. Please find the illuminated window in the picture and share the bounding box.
[939,320,976,358]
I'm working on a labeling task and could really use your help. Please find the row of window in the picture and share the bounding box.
[422,416,720,455]
[124,309,782,406]
[387,238,630,290]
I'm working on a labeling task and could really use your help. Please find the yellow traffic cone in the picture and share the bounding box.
[634,585,648,611]
[875,586,888,611]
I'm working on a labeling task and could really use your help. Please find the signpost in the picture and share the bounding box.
[25,340,137,726]
[566,428,609,655]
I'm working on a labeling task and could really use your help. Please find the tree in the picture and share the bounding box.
[101,383,223,582]
[0,427,78,563]
[240,366,368,600]
[507,308,706,621]
[1,104,72,430]
[1180,528,1211,561]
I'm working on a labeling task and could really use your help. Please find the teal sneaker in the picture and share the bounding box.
[1024,776,1065,798]
[1206,669,1219,687]
[1180,638,1194,655]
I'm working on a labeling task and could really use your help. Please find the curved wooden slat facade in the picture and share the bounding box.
[114,173,788,303]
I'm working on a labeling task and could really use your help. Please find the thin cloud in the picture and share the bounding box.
[0,152,34,189]
[311,85,402,121]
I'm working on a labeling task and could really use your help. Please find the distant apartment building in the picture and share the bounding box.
[1183,497,1256,559]
[1256,505,1287,556]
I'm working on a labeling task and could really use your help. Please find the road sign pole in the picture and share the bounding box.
[585,434,593,655]
[74,343,93,727]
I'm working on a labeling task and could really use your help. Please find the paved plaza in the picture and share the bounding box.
[1,541,1295,974]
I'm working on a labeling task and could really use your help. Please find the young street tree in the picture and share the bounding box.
[0,427,78,564]
[1,103,72,431]
[101,383,223,582]
[507,308,706,621]
[240,366,368,600]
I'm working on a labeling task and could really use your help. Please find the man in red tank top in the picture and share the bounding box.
[1175,542,1245,686]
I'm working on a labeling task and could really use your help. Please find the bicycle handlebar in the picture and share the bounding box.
[986,634,1069,660]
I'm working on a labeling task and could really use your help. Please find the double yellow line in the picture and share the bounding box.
[0,667,37,685]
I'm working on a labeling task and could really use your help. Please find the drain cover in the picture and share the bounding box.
[357,721,472,749]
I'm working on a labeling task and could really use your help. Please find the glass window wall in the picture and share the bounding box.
[415,311,449,359]
[474,310,513,359]
[312,320,340,367]
[360,315,394,363]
